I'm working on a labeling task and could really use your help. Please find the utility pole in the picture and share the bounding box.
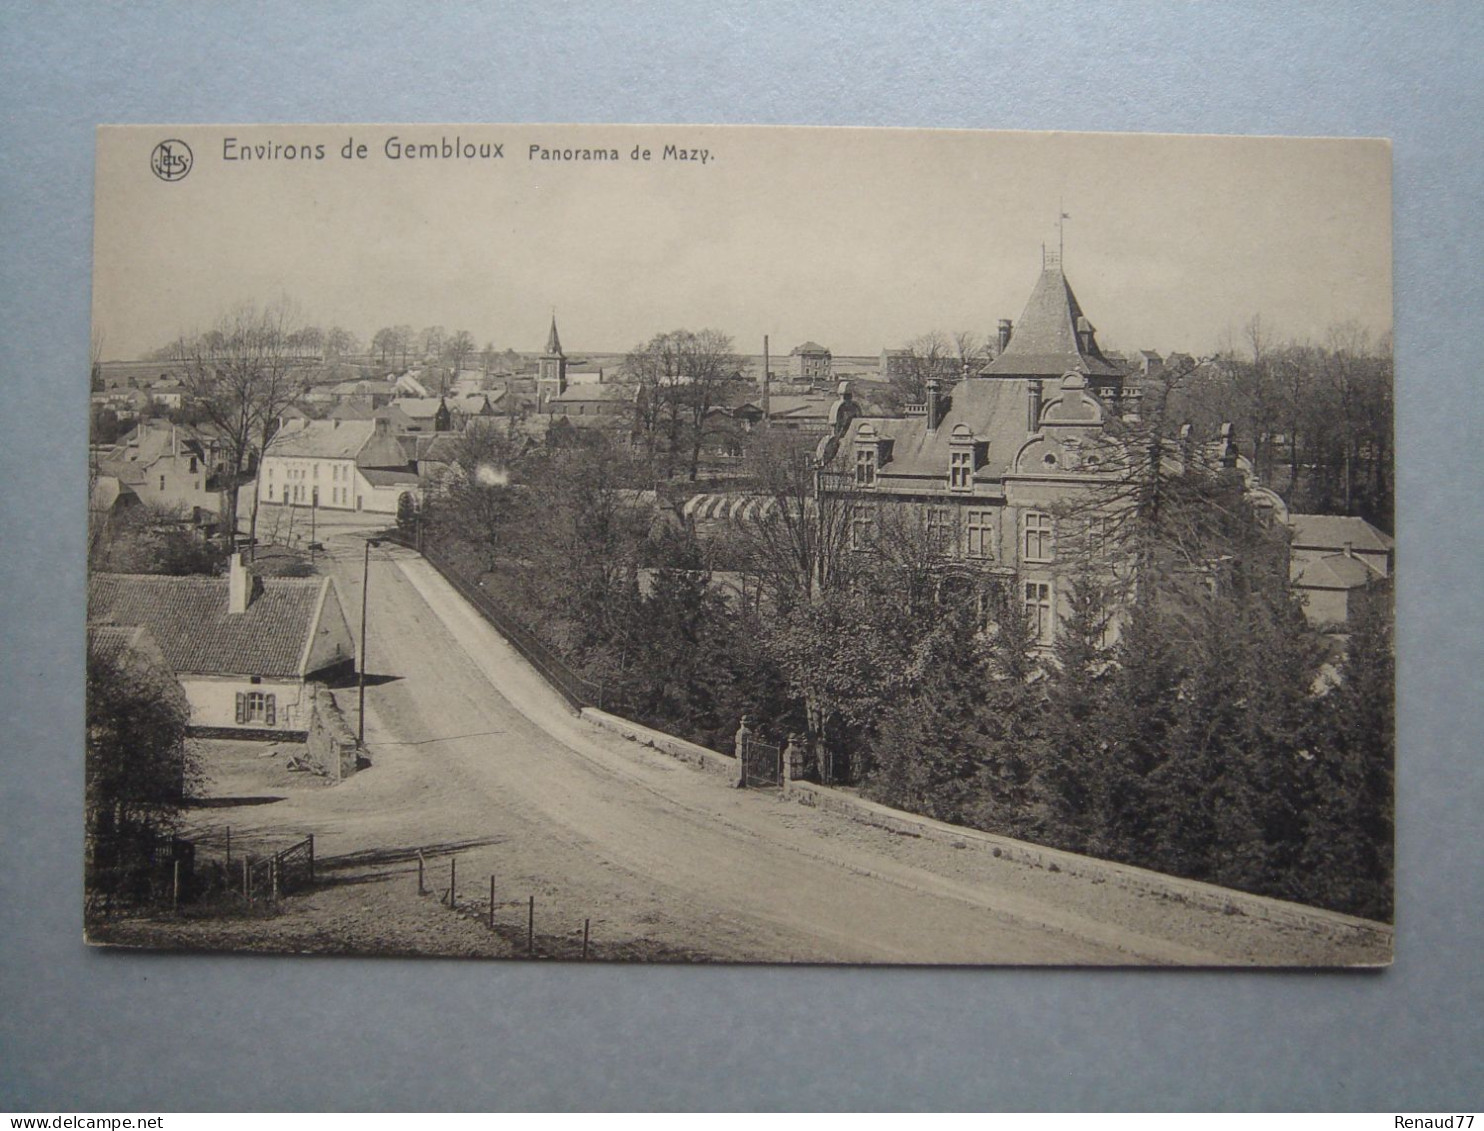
[357,537,381,745]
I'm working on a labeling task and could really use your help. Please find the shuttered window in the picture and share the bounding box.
[236,691,278,726]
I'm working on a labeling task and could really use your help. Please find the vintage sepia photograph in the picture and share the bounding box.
[85,124,1393,966]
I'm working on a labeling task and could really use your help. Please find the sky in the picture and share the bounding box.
[93,125,1392,361]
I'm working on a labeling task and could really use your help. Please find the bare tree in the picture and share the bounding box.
[425,420,524,572]
[733,429,854,611]
[286,325,325,358]
[393,324,415,368]
[678,329,740,481]
[952,329,985,376]
[172,301,306,555]
[324,326,360,361]
[372,327,397,365]
[624,331,681,472]
[445,329,476,379]
[625,328,737,480]
[887,331,960,410]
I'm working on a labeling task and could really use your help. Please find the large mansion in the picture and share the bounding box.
[819,257,1128,644]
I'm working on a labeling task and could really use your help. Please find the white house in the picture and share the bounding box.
[260,418,421,515]
[88,555,355,737]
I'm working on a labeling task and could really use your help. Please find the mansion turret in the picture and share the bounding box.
[818,256,1127,646]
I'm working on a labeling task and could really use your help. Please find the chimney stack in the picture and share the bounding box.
[1027,380,1043,433]
[926,378,943,434]
[762,335,771,426]
[998,319,1013,354]
[228,552,251,614]
[1218,422,1238,468]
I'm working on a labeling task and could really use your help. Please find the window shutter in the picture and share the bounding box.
[265,694,277,726]
[235,692,246,724]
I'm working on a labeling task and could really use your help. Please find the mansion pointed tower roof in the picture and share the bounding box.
[981,262,1123,379]
[543,314,564,358]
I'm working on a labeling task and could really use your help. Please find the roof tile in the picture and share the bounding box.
[88,573,332,678]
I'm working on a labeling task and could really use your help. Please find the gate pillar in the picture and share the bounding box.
[733,714,753,789]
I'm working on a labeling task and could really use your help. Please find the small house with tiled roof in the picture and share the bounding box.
[1286,513,1394,626]
[88,555,354,737]
[545,381,636,421]
[259,417,422,515]
[390,397,455,432]
[326,377,399,407]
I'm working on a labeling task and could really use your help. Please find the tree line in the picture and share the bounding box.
[1170,317,1393,529]
[416,384,1392,920]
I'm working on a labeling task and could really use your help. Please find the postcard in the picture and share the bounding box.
[86,124,1393,964]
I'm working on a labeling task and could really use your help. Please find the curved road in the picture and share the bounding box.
[228,529,1376,966]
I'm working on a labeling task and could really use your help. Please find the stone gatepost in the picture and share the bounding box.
[782,733,804,797]
[733,714,753,789]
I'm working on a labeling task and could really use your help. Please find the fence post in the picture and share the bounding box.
[489,875,496,929]
[527,895,534,956]
[733,714,752,789]
[582,918,590,960]
[417,850,425,895]
[449,857,456,908]
[172,858,180,916]
[225,826,231,870]
[271,857,280,904]
[242,857,249,901]
[307,834,314,882]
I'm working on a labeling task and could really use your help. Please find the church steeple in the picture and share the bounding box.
[537,311,568,405]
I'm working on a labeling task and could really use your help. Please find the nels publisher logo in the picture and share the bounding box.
[150,139,193,182]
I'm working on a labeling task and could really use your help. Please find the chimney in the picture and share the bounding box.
[998,319,1013,354]
[1218,422,1238,468]
[1076,315,1095,353]
[762,334,771,425]
[228,552,251,614]
[1027,379,1043,433]
[1343,541,1354,559]
[926,378,943,434]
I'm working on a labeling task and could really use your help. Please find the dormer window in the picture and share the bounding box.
[855,447,877,487]
[949,450,973,491]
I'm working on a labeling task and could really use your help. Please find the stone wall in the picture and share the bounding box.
[303,683,360,780]
[581,705,1392,950]
[580,708,736,778]
[786,780,1392,947]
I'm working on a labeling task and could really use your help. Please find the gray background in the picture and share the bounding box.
[2,0,1479,1112]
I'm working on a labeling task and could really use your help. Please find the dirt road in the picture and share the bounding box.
[154,533,1386,965]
